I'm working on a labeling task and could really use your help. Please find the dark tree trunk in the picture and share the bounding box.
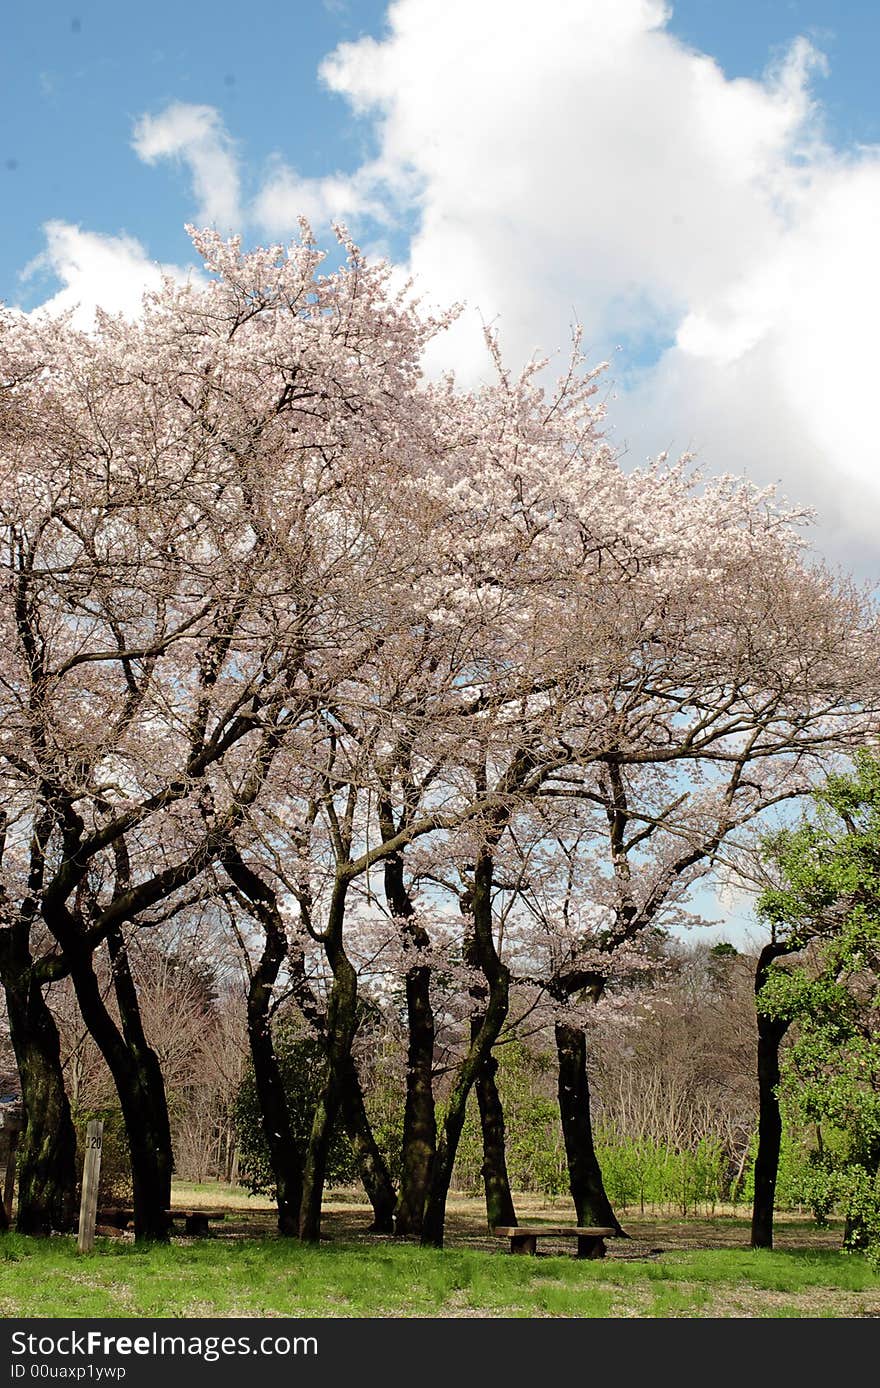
[299,879,357,1244]
[751,1012,790,1249]
[49,931,172,1242]
[122,1083,172,1243]
[75,989,171,1241]
[378,820,436,1237]
[222,844,304,1236]
[555,1021,626,1235]
[394,962,436,1236]
[245,937,303,1237]
[339,1056,396,1233]
[105,928,173,1240]
[2,932,77,1233]
[299,967,357,1242]
[751,942,793,1250]
[246,1002,302,1237]
[288,933,395,1233]
[421,844,510,1249]
[299,1076,341,1243]
[472,1023,516,1231]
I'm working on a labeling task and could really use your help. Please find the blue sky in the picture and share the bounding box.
[3,0,879,944]
[671,1,880,140]
[1,1,384,287]
[3,0,879,303]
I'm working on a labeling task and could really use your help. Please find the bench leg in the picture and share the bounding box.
[576,1235,606,1260]
[185,1213,210,1235]
[509,1234,538,1255]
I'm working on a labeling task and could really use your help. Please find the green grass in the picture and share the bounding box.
[0,1234,877,1318]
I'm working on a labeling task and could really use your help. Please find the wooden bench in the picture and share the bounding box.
[170,1208,227,1236]
[494,1225,615,1259]
[96,1207,227,1235]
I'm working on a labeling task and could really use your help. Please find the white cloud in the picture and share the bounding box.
[131,100,388,242]
[24,4,880,566]
[312,0,880,563]
[20,222,192,331]
[252,157,389,237]
[132,102,242,229]
[622,154,880,549]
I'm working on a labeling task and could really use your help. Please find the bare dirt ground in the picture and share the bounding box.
[174,1183,845,1255]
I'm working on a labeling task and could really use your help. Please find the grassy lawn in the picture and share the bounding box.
[0,1227,877,1318]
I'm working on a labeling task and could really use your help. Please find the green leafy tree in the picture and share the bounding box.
[758,753,880,1260]
[234,1029,358,1197]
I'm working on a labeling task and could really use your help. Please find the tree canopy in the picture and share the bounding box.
[1,224,879,1244]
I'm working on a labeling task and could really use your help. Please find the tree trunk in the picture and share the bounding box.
[555,1021,626,1235]
[339,1056,396,1233]
[2,939,77,1233]
[378,823,436,1237]
[299,879,357,1244]
[750,1013,790,1248]
[299,964,358,1242]
[221,846,304,1236]
[420,984,510,1246]
[421,844,510,1249]
[750,943,793,1250]
[53,939,172,1242]
[394,962,436,1236]
[246,960,303,1237]
[289,929,394,1233]
[299,1077,340,1243]
[473,1025,516,1231]
[106,929,173,1240]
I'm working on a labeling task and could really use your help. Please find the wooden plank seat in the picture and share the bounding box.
[172,1209,227,1236]
[96,1208,227,1235]
[493,1225,616,1259]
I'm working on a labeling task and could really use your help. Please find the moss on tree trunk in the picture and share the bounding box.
[339,1055,396,1233]
[473,1025,516,1231]
[3,944,77,1234]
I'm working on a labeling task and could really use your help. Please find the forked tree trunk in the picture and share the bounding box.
[48,930,172,1242]
[222,845,304,1235]
[105,928,174,1237]
[420,981,511,1246]
[246,1006,302,1237]
[339,1056,396,1233]
[288,932,395,1234]
[421,845,510,1249]
[472,1025,516,1231]
[555,1021,626,1235]
[76,998,171,1241]
[2,934,77,1233]
[299,880,357,1244]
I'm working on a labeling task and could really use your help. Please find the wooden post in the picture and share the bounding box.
[3,1122,20,1223]
[77,1118,103,1253]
